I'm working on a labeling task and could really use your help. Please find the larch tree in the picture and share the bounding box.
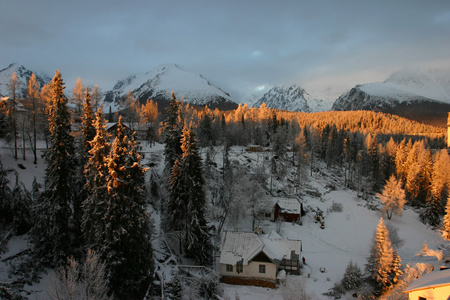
[169,126,212,265]
[7,72,20,160]
[32,70,77,266]
[103,116,153,299]
[378,175,406,220]
[26,73,41,164]
[91,84,102,111]
[71,77,84,120]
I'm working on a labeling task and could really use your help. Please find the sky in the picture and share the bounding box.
[1,0,450,102]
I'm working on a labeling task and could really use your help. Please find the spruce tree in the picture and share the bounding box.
[82,108,110,251]
[163,91,183,172]
[421,194,442,228]
[103,116,153,299]
[341,260,362,291]
[365,217,394,292]
[32,70,76,266]
[0,154,13,225]
[443,196,450,240]
[169,126,212,265]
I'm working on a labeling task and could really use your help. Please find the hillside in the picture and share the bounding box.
[1,139,448,299]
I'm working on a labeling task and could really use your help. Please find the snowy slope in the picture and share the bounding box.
[103,63,237,111]
[0,63,51,97]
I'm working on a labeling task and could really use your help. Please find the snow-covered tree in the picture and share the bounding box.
[164,91,183,172]
[377,175,406,220]
[444,196,450,240]
[389,250,403,285]
[0,154,13,225]
[82,108,110,252]
[168,126,212,265]
[365,218,394,292]
[420,194,441,228]
[32,70,77,266]
[341,260,362,291]
[103,116,153,299]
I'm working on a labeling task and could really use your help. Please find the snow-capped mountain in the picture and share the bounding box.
[253,85,311,112]
[253,85,333,112]
[332,68,450,127]
[0,63,51,97]
[103,64,238,111]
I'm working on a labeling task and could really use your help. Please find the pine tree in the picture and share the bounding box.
[443,196,450,240]
[102,116,153,299]
[168,126,212,265]
[378,175,406,220]
[365,217,394,292]
[32,70,76,266]
[82,108,110,252]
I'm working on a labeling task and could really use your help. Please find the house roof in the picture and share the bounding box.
[403,269,450,293]
[220,231,301,266]
[273,197,301,214]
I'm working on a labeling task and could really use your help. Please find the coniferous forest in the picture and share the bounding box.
[1,71,450,299]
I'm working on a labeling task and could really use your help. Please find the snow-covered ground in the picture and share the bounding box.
[1,140,449,299]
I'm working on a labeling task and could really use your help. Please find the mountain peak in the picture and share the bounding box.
[253,84,311,112]
[0,63,51,97]
[104,64,237,111]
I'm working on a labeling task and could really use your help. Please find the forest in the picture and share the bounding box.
[1,71,450,299]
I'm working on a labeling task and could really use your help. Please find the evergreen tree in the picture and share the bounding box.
[164,91,183,172]
[389,250,403,285]
[0,154,13,225]
[11,175,33,235]
[82,108,110,252]
[420,194,441,228]
[443,196,450,240]
[341,260,362,291]
[103,116,153,299]
[169,126,212,265]
[32,70,76,266]
[365,218,394,292]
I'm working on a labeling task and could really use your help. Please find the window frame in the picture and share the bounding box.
[226,264,233,272]
[259,264,266,274]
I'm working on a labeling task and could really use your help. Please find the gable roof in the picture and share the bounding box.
[404,269,450,293]
[220,231,301,266]
[273,197,301,214]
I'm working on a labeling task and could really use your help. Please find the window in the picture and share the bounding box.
[259,264,266,273]
[236,264,243,273]
[226,264,233,272]
[418,297,426,300]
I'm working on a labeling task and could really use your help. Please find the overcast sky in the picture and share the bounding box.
[1,0,450,101]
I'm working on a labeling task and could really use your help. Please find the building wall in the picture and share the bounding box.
[220,262,277,281]
[407,285,450,300]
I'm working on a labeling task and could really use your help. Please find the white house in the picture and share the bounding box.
[403,269,450,300]
[219,231,302,288]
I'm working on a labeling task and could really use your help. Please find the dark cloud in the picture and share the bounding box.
[1,0,449,101]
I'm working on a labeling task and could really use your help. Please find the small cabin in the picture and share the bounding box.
[271,197,302,223]
[403,269,450,300]
[219,231,302,288]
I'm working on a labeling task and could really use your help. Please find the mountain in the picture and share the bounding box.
[253,85,333,112]
[0,63,51,98]
[332,68,450,127]
[103,64,238,112]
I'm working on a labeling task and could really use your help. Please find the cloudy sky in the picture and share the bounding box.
[1,0,450,102]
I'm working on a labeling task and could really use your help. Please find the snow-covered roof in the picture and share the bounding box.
[404,269,450,293]
[273,197,301,214]
[220,231,301,266]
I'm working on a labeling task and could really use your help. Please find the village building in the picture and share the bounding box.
[403,268,450,300]
[271,197,302,223]
[219,231,302,288]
